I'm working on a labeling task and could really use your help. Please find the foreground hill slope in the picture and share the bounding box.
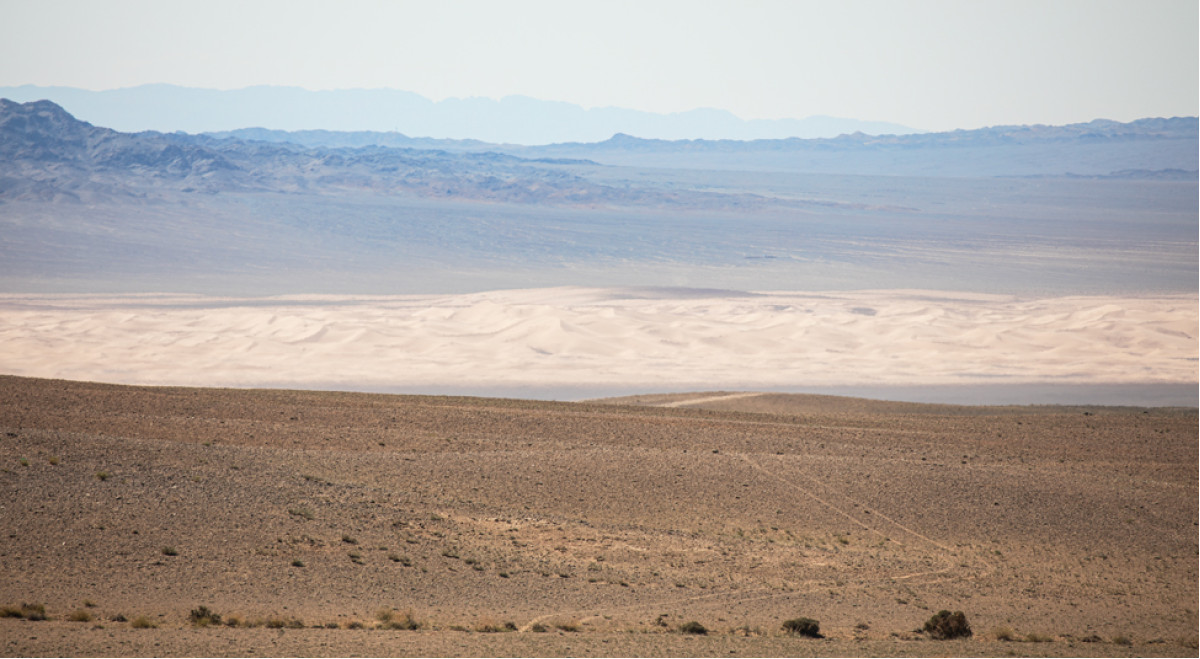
[0,376,1195,656]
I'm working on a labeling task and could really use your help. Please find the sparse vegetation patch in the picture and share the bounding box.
[375,608,420,630]
[2,603,47,621]
[129,615,156,629]
[923,610,972,640]
[189,606,222,627]
[782,616,822,638]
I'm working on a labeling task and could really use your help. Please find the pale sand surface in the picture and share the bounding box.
[0,287,1195,396]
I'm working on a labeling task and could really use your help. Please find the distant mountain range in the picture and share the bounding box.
[1,98,1194,207]
[212,118,1200,178]
[0,84,920,144]
[1,98,1195,296]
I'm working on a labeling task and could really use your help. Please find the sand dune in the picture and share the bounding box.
[0,287,1194,393]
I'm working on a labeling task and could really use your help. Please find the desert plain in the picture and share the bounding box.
[0,373,1196,657]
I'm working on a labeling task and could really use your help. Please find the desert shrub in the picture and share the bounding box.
[130,615,156,629]
[556,622,580,632]
[992,626,1016,641]
[110,614,127,623]
[341,534,357,544]
[345,620,364,629]
[263,616,304,629]
[161,546,178,556]
[1025,632,1053,643]
[923,610,972,640]
[189,606,221,627]
[95,471,109,481]
[224,615,242,627]
[782,616,822,638]
[679,621,708,635]
[1111,633,1132,646]
[376,608,420,630]
[67,609,92,622]
[530,623,548,633]
[7,603,47,621]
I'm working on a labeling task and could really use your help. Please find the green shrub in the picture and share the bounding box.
[161,546,178,556]
[679,621,708,635]
[782,616,822,638]
[923,610,972,640]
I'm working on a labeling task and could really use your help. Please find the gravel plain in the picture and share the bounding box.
[0,376,1195,656]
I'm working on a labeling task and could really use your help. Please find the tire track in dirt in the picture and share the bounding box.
[657,392,764,408]
[519,446,993,632]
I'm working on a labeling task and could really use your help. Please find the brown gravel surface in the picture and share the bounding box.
[1,376,1196,657]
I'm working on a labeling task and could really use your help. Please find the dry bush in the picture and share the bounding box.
[67,609,92,622]
[923,610,972,640]
[679,621,708,635]
[782,617,822,638]
[188,606,221,627]
[129,615,156,629]
[375,608,420,630]
[14,603,46,621]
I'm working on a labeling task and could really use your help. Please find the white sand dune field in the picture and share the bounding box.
[0,287,1194,397]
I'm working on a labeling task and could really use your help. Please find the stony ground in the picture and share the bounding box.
[0,376,1195,656]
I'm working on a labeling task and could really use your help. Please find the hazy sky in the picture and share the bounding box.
[1,0,1196,130]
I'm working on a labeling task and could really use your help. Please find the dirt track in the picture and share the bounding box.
[1,376,1196,656]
